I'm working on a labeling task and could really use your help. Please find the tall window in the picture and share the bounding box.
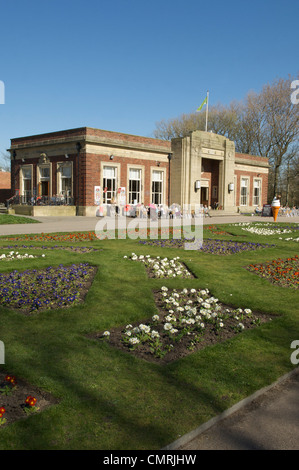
[22,167,32,203]
[129,168,141,204]
[38,165,50,197]
[57,163,73,204]
[253,179,261,206]
[61,165,72,195]
[152,170,163,205]
[240,178,249,206]
[103,166,117,203]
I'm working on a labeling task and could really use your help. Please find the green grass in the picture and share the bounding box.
[0,222,298,449]
[0,214,40,224]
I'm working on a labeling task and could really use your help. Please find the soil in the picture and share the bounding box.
[89,289,276,366]
[0,372,58,428]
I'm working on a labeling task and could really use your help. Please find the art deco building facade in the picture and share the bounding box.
[8,127,269,216]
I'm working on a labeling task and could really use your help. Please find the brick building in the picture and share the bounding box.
[8,127,269,216]
[0,171,11,204]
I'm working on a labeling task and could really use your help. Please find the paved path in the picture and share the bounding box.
[1,214,298,236]
[174,368,299,450]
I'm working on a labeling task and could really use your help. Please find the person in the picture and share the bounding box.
[255,206,262,215]
[203,205,212,218]
[139,202,145,218]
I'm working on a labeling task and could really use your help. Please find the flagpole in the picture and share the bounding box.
[205,90,209,132]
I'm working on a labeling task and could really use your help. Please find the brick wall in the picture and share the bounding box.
[83,153,169,207]
[0,172,10,189]
[235,170,268,207]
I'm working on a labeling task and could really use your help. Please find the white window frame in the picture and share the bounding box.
[151,168,165,205]
[57,162,73,198]
[253,178,261,206]
[240,177,249,206]
[102,163,120,204]
[127,165,143,205]
[20,165,33,203]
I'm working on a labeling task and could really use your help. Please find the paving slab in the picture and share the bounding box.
[166,369,299,450]
[0,214,298,236]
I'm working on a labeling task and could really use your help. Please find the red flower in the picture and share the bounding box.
[5,375,16,386]
[0,407,5,418]
[25,395,37,407]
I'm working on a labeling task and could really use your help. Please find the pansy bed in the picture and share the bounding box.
[92,287,274,365]
[0,372,58,428]
[138,238,274,255]
[124,253,195,278]
[0,263,97,314]
[245,255,299,289]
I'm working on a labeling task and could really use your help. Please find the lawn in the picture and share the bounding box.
[0,221,298,450]
[0,214,40,225]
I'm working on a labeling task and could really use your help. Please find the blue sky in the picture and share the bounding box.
[0,0,298,161]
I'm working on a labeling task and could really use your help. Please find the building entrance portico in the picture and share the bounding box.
[170,130,237,213]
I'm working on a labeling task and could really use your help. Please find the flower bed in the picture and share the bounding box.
[245,255,299,289]
[0,263,97,313]
[1,232,98,242]
[124,253,194,278]
[231,222,299,236]
[0,251,45,261]
[138,238,274,255]
[205,225,236,236]
[92,287,274,364]
[0,245,99,253]
[0,372,57,427]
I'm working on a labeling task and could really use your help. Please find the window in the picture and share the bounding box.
[240,178,248,206]
[253,179,261,206]
[152,170,163,205]
[22,167,32,203]
[38,165,50,196]
[103,166,117,203]
[129,168,141,204]
[61,165,72,194]
[57,163,73,201]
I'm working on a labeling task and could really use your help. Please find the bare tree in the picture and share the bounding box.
[153,75,299,201]
[0,151,11,172]
[246,77,299,199]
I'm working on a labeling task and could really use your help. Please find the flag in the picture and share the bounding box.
[196,96,207,112]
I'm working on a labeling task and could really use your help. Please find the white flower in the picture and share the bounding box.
[132,327,140,334]
[129,337,140,345]
[151,330,160,339]
[139,324,150,334]
[164,322,173,331]
[152,314,159,322]
[103,331,110,337]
